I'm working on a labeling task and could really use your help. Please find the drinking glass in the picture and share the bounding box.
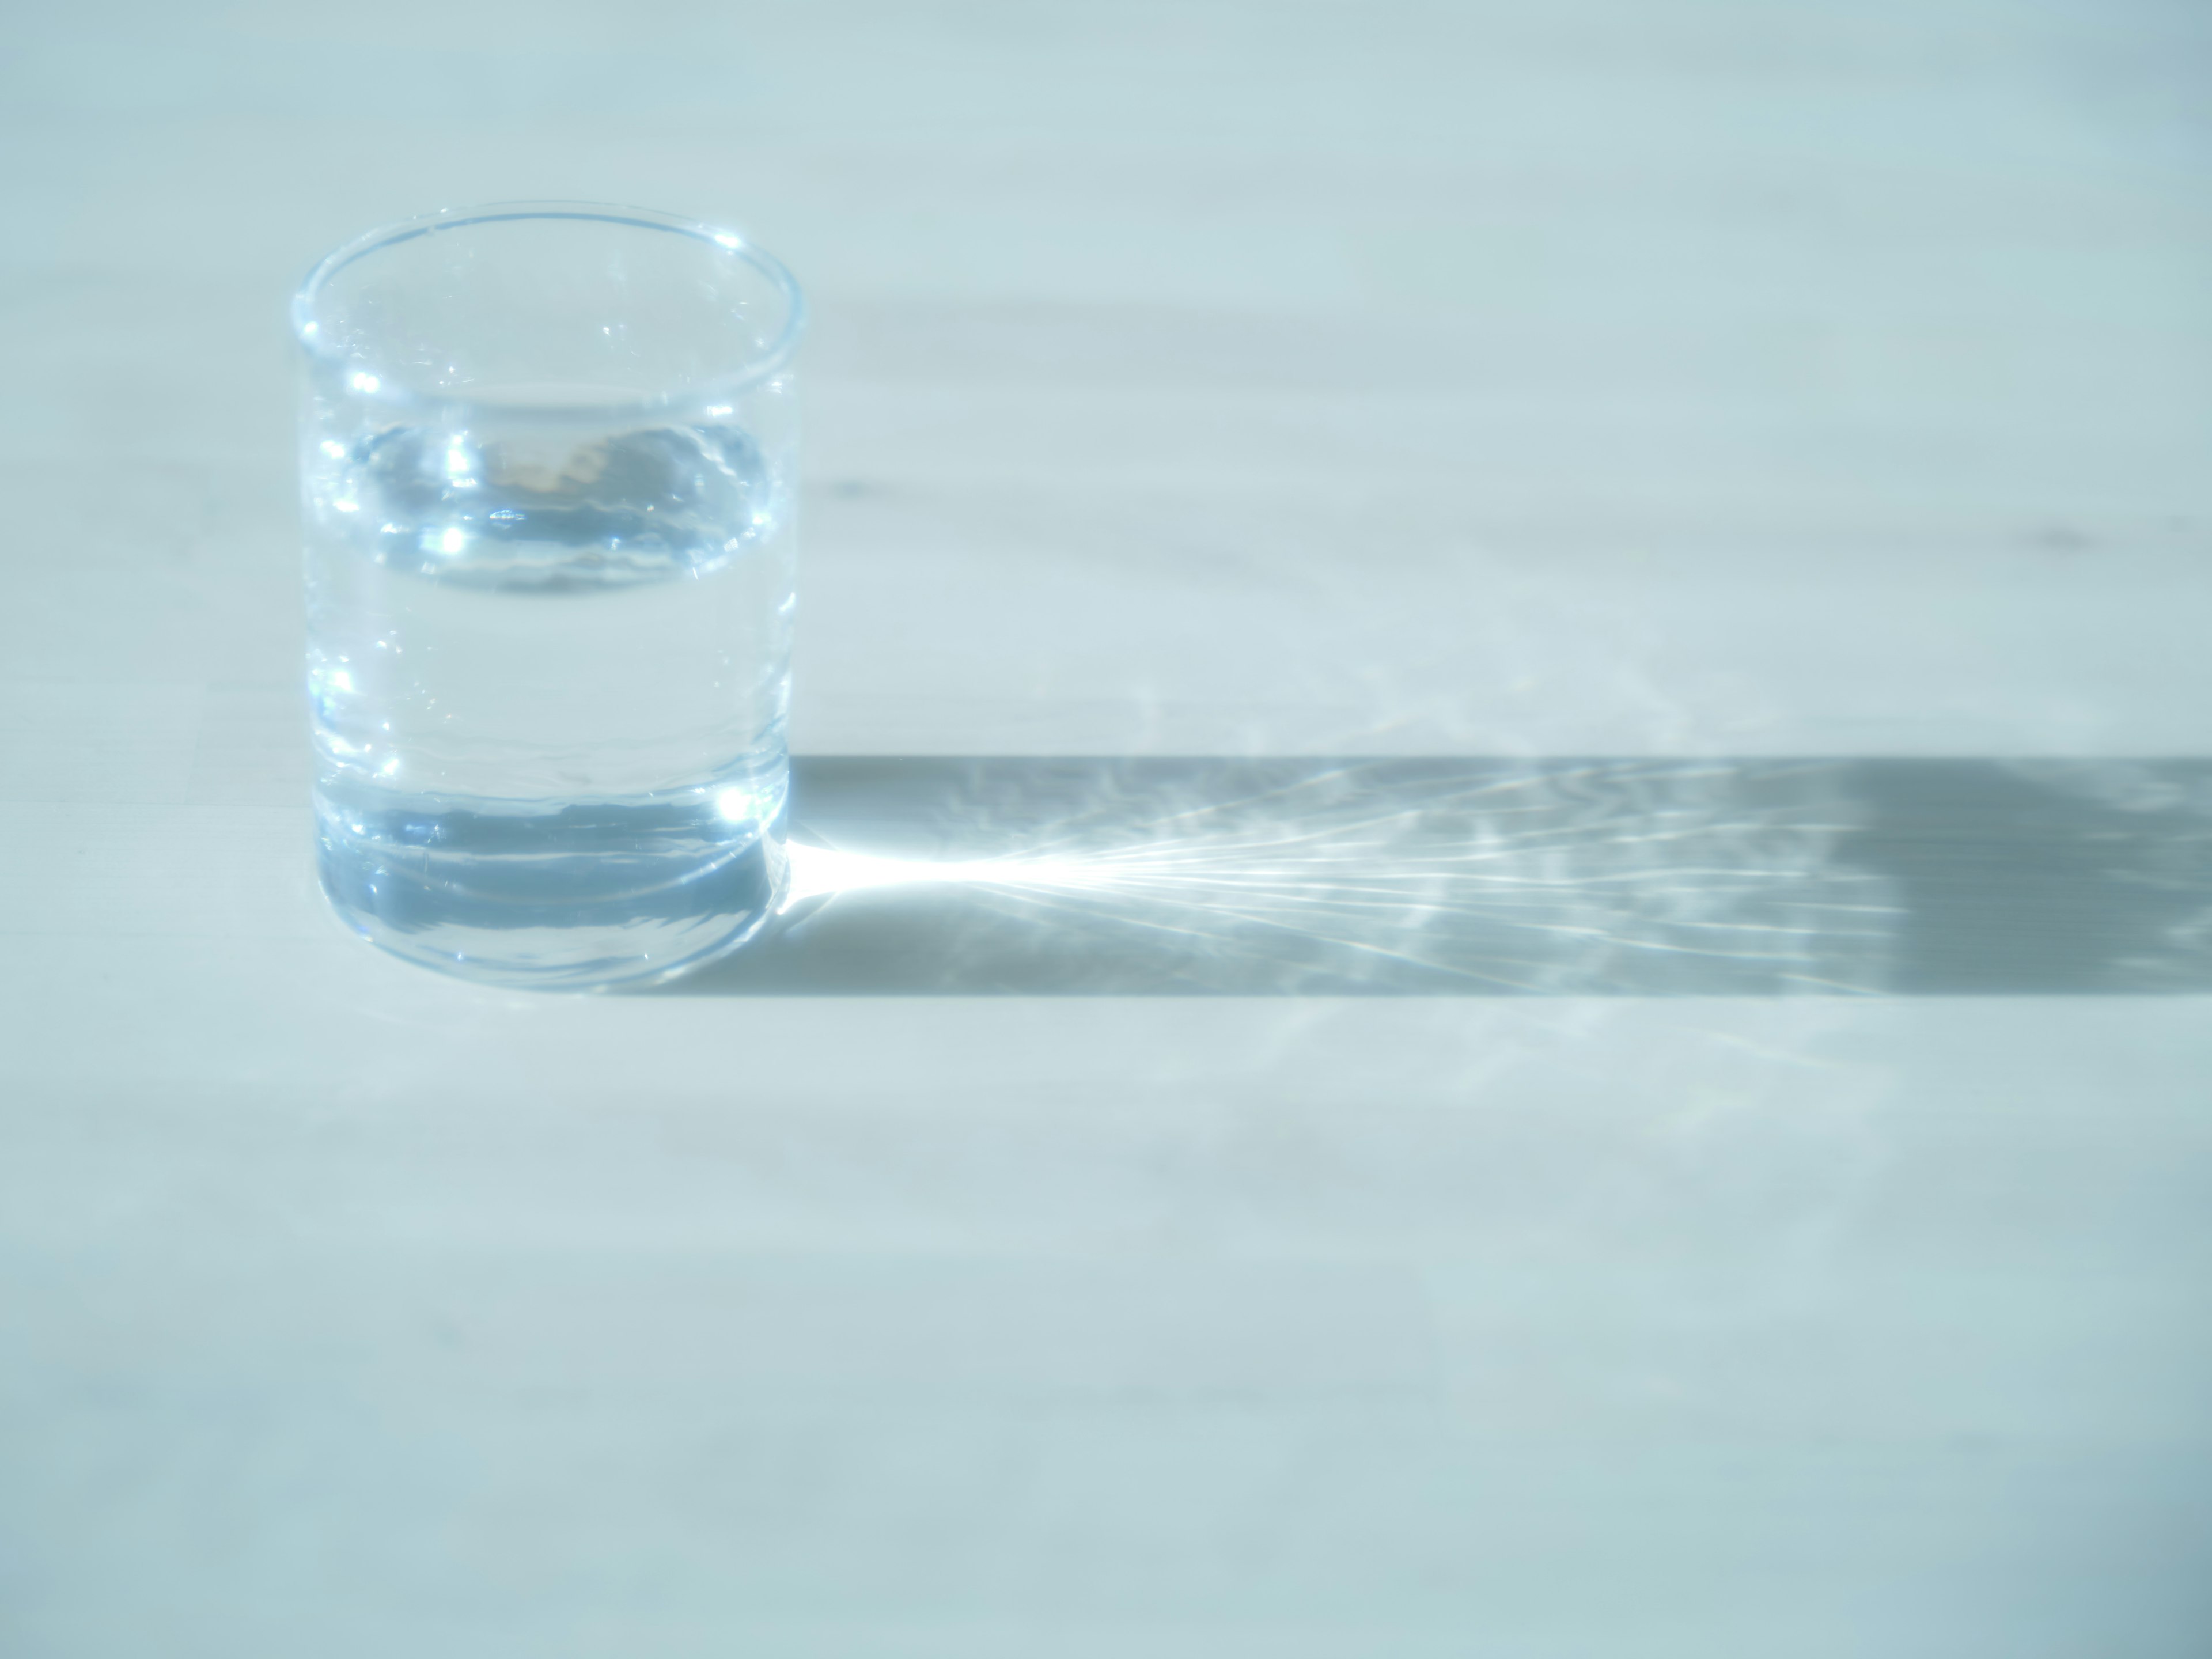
[293,202,804,988]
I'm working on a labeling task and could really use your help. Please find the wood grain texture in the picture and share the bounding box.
[3,3,2210,1654]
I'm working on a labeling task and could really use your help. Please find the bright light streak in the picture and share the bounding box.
[767,763,1907,993]
[782,845,1122,911]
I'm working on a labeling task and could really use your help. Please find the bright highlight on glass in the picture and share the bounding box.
[294,202,805,989]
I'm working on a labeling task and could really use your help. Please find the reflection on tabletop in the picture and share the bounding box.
[662,757,2212,996]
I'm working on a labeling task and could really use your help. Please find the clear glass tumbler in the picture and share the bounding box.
[292,202,804,988]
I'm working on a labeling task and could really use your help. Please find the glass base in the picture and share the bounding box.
[315,793,787,990]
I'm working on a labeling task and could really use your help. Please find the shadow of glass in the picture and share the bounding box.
[654,758,2212,996]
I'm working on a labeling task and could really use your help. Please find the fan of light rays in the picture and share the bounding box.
[779,761,1906,993]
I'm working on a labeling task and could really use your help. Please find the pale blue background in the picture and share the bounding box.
[3,2,2210,1654]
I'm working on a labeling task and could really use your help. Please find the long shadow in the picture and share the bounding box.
[657,758,2212,996]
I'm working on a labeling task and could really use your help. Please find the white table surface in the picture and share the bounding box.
[5,3,2211,1654]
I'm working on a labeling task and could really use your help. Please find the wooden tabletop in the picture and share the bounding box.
[4,3,2210,1653]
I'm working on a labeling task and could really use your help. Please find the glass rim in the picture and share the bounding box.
[290,199,807,421]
